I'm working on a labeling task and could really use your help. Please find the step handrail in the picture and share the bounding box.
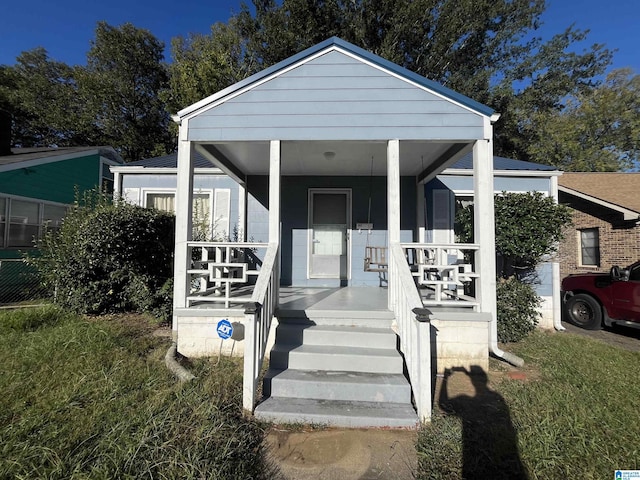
[389,242,432,422]
[242,242,279,413]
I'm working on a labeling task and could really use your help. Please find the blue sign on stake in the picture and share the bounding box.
[216,319,233,340]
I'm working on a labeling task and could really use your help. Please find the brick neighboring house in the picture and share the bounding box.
[558,173,640,280]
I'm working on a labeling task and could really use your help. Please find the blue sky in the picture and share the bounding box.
[1,0,638,75]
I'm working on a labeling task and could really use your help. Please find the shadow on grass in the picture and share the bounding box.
[438,366,528,480]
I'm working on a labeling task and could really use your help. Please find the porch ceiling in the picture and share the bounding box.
[197,140,472,178]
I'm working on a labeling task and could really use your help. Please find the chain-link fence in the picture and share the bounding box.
[0,259,48,306]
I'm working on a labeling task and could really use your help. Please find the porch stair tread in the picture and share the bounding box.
[264,368,412,403]
[277,308,394,326]
[257,314,417,428]
[269,343,403,374]
[254,397,418,428]
[274,324,397,348]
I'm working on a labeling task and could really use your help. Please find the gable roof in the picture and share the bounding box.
[176,37,495,120]
[0,146,123,172]
[559,172,640,220]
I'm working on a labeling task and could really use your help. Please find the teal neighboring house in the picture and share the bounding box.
[0,146,123,301]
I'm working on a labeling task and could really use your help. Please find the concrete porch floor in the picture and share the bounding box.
[278,286,389,312]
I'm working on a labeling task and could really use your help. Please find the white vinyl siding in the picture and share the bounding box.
[188,50,485,142]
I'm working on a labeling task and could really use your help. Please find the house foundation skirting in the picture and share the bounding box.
[175,307,491,375]
[429,313,491,373]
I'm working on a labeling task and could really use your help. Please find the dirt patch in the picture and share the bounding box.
[267,427,417,480]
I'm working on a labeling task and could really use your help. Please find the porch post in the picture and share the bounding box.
[472,138,497,318]
[172,121,195,335]
[388,139,401,308]
[269,140,281,304]
[269,140,281,244]
[387,139,401,243]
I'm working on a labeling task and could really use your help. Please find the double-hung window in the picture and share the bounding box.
[0,196,69,248]
[579,228,600,267]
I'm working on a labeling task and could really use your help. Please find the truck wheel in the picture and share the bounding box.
[565,294,602,330]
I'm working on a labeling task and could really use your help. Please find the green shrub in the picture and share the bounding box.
[496,277,541,343]
[31,191,175,321]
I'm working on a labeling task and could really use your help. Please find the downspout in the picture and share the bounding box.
[550,175,565,332]
[489,322,525,368]
[552,261,566,332]
[482,116,524,367]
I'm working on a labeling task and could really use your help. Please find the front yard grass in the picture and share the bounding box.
[418,330,640,479]
[0,306,275,479]
[4,306,639,479]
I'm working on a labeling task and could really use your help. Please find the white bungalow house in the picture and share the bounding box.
[169,37,516,427]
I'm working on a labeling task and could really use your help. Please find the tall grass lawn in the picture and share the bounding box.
[0,306,273,479]
[418,330,640,479]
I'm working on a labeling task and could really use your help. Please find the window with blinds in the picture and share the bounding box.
[579,228,600,267]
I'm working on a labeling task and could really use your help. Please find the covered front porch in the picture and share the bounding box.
[170,38,500,424]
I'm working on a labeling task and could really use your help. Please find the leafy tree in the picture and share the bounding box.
[456,192,570,341]
[82,22,171,161]
[456,191,571,278]
[164,18,256,113]
[527,68,640,171]
[223,0,613,162]
[2,48,92,147]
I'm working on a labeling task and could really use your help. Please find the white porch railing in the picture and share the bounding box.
[389,243,432,422]
[401,243,480,308]
[242,242,279,413]
[186,241,269,308]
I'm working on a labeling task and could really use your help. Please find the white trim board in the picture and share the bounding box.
[559,185,640,221]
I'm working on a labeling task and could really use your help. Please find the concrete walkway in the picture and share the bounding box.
[267,427,417,480]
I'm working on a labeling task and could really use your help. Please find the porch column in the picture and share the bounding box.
[387,139,401,243]
[473,139,497,318]
[269,140,281,244]
[269,140,281,304]
[172,121,195,334]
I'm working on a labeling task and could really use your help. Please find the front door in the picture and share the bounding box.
[309,189,351,280]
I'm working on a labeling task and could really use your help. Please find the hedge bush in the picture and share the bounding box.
[496,277,541,343]
[32,191,175,321]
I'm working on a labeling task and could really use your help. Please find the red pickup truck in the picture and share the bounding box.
[561,261,640,330]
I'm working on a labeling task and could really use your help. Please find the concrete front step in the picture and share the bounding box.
[264,368,412,403]
[277,309,394,327]
[274,324,397,349]
[254,397,419,428]
[269,343,403,374]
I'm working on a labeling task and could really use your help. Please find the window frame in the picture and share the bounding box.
[141,188,218,239]
[578,227,600,268]
[0,194,69,249]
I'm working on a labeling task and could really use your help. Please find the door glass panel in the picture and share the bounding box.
[313,194,347,224]
[310,192,349,279]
